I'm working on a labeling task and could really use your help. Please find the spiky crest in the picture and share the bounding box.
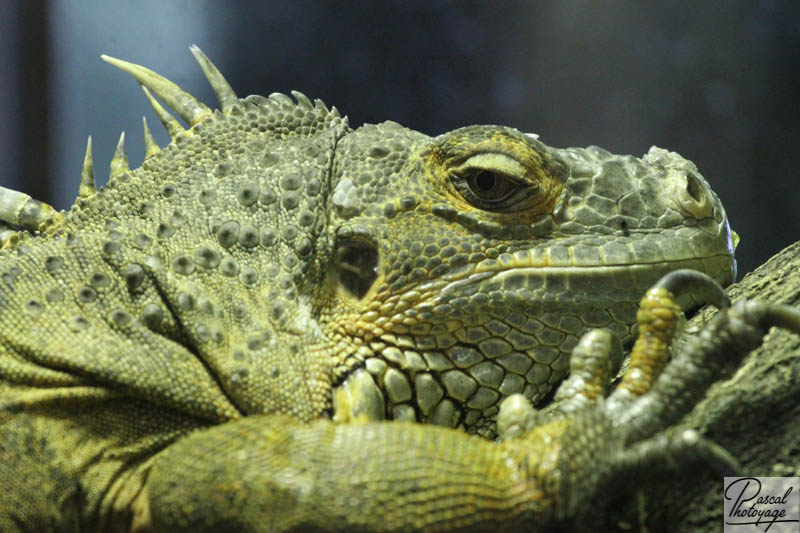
[142,116,161,159]
[100,54,213,125]
[78,136,96,198]
[291,90,313,110]
[0,186,61,233]
[0,46,340,248]
[109,132,129,180]
[268,92,295,107]
[189,45,238,113]
[140,86,185,139]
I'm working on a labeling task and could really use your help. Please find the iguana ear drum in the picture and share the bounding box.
[333,238,378,299]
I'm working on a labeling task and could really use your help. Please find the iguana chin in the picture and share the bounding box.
[0,46,797,532]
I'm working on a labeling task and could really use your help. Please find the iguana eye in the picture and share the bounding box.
[452,168,525,210]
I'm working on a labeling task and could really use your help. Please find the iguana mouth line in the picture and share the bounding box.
[480,251,734,272]
[438,252,734,296]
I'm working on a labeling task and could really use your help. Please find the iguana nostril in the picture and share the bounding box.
[686,172,703,203]
[674,170,712,219]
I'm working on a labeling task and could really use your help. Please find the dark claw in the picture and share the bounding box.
[748,300,800,333]
[653,268,730,310]
[610,428,742,483]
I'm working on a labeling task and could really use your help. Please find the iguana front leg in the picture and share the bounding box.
[138,414,562,532]
[137,272,800,533]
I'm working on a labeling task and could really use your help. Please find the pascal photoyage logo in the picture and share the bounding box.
[724,477,800,532]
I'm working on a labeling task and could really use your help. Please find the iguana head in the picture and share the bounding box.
[0,48,735,436]
[325,119,736,435]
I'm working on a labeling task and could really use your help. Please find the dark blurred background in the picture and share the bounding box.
[1,0,798,276]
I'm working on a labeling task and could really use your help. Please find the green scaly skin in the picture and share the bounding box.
[3,48,780,532]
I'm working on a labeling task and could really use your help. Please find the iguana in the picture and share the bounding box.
[0,46,798,532]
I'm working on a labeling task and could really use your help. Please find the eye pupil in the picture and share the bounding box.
[474,171,496,191]
[453,168,523,209]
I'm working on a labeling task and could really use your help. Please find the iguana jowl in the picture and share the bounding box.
[0,46,798,532]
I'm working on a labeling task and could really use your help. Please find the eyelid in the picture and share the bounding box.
[454,153,527,179]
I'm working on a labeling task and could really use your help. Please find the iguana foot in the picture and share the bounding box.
[498,269,800,523]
